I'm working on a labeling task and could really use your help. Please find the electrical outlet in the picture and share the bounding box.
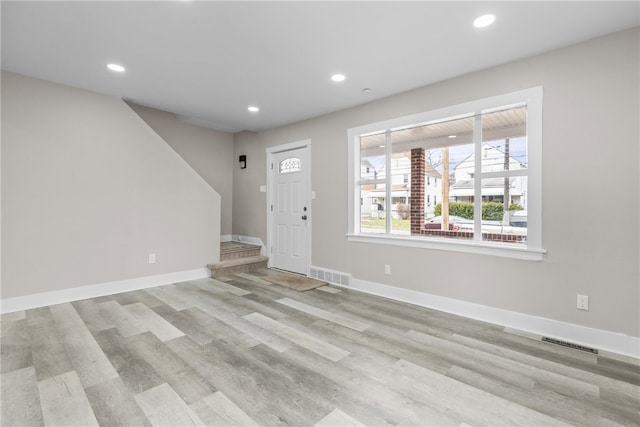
[577,294,589,311]
[148,253,156,264]
[384,264,391,275]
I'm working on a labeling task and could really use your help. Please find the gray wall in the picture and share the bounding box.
[233,28,639,338]
[1,71,220,299]
[128,104,234,236]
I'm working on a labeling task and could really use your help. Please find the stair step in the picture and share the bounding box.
[207,255,269,278]
[220,242,262,261]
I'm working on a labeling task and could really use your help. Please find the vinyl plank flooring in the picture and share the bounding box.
[166,336,302,426]
[235,272,274,285]
[178,306,261,349]
[1,310,26,322]
[501,327,599,366]
[26,307,74,382]
[596,355,640,385]
[223,276,293,301]
[144,285,195,311]
[455,325,639,387]
[202,339,334,426]
[531,378,638,425]
[391,358,571,426]
[189,391,259,426]
[243,312,350,362]
[93,328,165,395]
[308,316,454,376]
[0,317,33,373]
[598,384,640,423]
[281,344,442,426]
[134,383,205,426]
[1,366,44,427]
[126,331,215,405]
[72,299,115,333]
[243,292,308,321]
[338,353,462,426]
[123,302,185,341]
[48,303,119,388]
[314,408,365,427]
[150,304,214,346]
[37,370,99,427]
[331,298,459,339]
[449,333,640,395]
[405,329,597,397]
[246,342,403,426]
[316,285,342,294]
[193,277,252,296]
[1,269,638,426]
[84,376,151,427]
[276,297,371,331]
[111,289,165,308]
[446,365,617,426]
[197,285,291,321]
[174,289,293,352]
[97,300,147,337]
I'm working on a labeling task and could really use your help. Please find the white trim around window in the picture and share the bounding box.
[347,87,546,261]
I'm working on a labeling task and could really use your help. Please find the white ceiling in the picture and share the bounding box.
[2,1,638,133]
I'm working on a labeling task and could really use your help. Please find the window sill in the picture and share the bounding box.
[346,233,546,261]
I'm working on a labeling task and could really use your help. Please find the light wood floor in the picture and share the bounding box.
[1,269,639,426]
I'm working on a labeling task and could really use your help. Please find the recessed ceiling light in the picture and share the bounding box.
[331,73,346,82]
[248,106,260,113]
[107,63,125,72]
[448,135,457,139]
[362,88,373,94]
[473,14,495,28]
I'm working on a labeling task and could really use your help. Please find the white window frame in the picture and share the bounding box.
[347,87,546,261]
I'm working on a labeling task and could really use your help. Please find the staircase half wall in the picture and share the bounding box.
[1,71,220,302]
[127,103,234,236]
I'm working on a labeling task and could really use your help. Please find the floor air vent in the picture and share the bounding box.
[542,337,598,354]
[310,267,351,286]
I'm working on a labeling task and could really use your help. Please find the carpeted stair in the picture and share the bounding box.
[207,241,268,277]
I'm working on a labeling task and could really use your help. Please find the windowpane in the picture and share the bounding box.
[279,157,301,174]
[387,116,475,240]
[360,184,386,234]
[360,133,386,180]
[389,147,410,235]
[481,107,528,173]
[351,87,542,257]
[480,178,527,244]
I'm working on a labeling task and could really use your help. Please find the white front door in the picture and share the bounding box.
[269,145,309,275]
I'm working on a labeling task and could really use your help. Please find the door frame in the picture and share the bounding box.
[266,139,312,275]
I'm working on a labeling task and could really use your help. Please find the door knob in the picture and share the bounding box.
[301,215,308,220]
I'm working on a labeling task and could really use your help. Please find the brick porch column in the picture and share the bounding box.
[410,148,425,235]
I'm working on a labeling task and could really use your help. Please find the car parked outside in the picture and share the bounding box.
[424,216,469,231]
[424,211,527,236]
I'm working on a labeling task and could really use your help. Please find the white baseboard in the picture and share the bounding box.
[0,268,211,314]
[336,277,639,359]
[220,234,233,242]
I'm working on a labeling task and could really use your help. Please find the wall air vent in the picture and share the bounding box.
[542,337,598,354]
[310,267,351,287]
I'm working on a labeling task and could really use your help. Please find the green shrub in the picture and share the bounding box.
[434,202,474,219]
[434,201,519,220]
[482,202,504,221]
